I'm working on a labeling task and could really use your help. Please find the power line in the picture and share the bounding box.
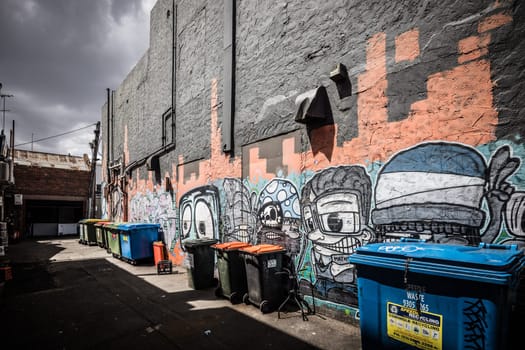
[15,122,98,147]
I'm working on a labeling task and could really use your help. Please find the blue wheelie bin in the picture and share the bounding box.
[349,241,525,350]
[118,223,160,265]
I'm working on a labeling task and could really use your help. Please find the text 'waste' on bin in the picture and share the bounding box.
[349,241,525,350]
[182,238,218,290]
[239,244,287,314]
[212,241,252,304]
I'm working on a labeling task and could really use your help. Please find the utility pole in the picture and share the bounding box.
[88,122,101,218]
[0,83,14,132]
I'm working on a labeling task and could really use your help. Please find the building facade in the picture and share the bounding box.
[12,150,90,238]
[101,0,525,322]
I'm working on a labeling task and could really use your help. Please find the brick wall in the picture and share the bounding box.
[14,164,90,197]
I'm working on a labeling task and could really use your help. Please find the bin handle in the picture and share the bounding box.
[245,256,259,268]
[400,237,428,243]
[478,242,518,251]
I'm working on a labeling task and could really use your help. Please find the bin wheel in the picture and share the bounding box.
[214,286,223,298]
[260,300,271,314]
[230,292,241,305]
[243,293,250,305]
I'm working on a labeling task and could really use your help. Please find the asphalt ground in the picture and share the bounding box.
[0,238,362,349]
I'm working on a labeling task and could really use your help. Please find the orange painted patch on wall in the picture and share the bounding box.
[478,12,513,33]
[282,136,302,173]
[458,34,491,64]
[248,147,274,182]
[348,35,497,165]
[395,29,420,63]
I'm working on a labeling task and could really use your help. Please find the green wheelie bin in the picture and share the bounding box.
[83,219,105,245]
[212,241,252,304]
[105,222,123,258]
[95,221,111,248]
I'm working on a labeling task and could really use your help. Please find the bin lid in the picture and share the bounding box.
[153,241,165,247]
[182,238,218,247]
[84,218,105,224]
[239,244,286,255]
[349,242,525,285]
[211,241,251,251]
[94,221,112,227]
[118,223,160,231]
[105,222,123,230]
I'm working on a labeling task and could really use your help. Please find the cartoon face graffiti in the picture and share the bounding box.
[179,186,220,240]
[372,142,524,246]
[256,179,301,255]
[301,166,374,284]
[372,143,487,244]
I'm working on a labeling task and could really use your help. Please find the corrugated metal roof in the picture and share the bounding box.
[14,149,90,171]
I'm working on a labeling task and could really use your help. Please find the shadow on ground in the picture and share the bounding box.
[0,242,323,350]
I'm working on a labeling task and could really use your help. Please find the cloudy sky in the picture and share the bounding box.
[0,0,156,157]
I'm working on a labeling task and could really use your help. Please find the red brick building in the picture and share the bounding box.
[8,150,90,238]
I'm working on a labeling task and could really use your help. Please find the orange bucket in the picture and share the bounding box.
[152,241,167,265]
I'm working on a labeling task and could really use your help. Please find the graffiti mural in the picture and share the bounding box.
[221,178,256,243]
[484,146,523,245]
[463,299,488,350]
[129,190,177,248]
[178,186,220,241]
[298,166,375,305]
[220,177,303,257]
[100,182,109,220]
[109,186,125,222]
[255,179,302,256]
[371,142,524,246]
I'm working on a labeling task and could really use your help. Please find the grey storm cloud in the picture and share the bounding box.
[0,0,152,156]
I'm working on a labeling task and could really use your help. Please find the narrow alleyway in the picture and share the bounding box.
[0,238,361,349]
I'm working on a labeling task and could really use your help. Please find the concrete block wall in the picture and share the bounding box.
[101,0,525,327]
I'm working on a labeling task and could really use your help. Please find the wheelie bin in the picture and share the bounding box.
[182,238,218,289]
[349,241,525,350]
[84,219,105,245]
[118,223,160,265]
[239,244,288,314]
[212,241,252,304]
[105,222,123,258]
[95,221,111,248]
[78,219,87,244]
